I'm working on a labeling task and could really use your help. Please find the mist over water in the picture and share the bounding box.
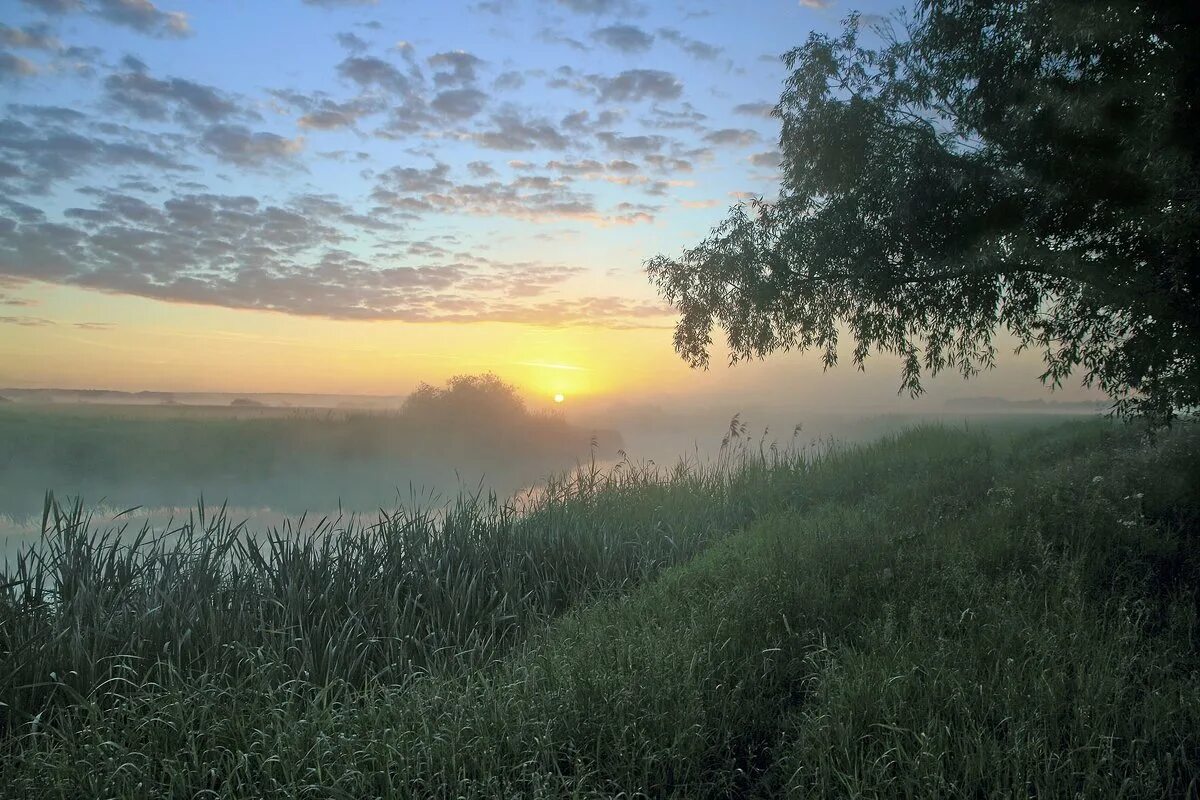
[0,379,1099,564]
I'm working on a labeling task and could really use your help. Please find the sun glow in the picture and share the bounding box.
[553,393,565,404]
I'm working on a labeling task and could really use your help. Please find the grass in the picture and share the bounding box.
[0,433,804,733]
[1,419,1197,797]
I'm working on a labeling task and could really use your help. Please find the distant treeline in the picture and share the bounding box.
[0,374,622,517]
[0,387,403,408]
[944,396,1108,412]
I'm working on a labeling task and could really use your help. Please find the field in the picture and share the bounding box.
[1,416,1197,797]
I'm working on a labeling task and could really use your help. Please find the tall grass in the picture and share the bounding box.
[2,420,1197,798]
[0,433,811,738]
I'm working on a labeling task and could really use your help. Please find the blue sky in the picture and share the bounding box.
[0,0,900,332]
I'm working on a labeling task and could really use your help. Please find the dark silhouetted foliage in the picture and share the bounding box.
[648,0,1199,423]
[403,373,532,433]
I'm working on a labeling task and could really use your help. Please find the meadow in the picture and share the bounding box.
[1,416,1197,797]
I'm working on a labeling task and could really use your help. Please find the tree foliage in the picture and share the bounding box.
[402,373,532,431]
[647,0,1199,421]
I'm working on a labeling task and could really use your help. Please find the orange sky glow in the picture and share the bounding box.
[0,1,1107,412]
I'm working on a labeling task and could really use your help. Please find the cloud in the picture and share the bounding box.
[733,101,775,117]
[591,24,653,53]
[298,112,359,131]
[373,171,597,223]
[0,0,784,334]
[798,0,834,8]
[703,128,760,146]
[459,262,583,297]
[74,321,115,330]
[373,162,451,194]
[0,113,186,193]
[559,108,623,132]
[596,131,666,154]
[389,40,415,62]
[656,28,722,61]
[473,109,569,151]
[1,197,47,223]
[748,149,781,168]
[0,187,664,328]
[0,23,62,51]
[645,102,706,131]
[105,65,250,124]
[337,56,412,95]
[497,296,669,328]
[303,0,379,5]
[493,71,524,91]
[0,314,54,326]
[93,0,191,38]
[378,98,440,137]
[593,69,682,102]
[611,199,657,219]
[546,158,606,175]
[15,1,189,39]
[644,154,693,173]
[545,65,593,95]
[467,160,496,178]
[432,88,487,119]
[0,53,39,80]
[542,159,677,194]
[561,110,589,130]
[853,13,890,31]
[371,160,656,227]
[0,290,36,306]
[20,0,84,11]
[271,88,386,131]
[424,295,670,328]
[335,31,369,53]
[200,125,303,167]
[427,51,483,88]
[315,149,370,164]
[301,101,381,130]
[539,29,590,52]
[552,0,644,15]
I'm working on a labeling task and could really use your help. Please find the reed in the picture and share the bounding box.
[0,432,811,737]
[3,420,1197,798]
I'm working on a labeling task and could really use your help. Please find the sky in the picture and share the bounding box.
[0,0,1103,409]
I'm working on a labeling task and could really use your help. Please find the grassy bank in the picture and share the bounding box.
[2,420,1198,797]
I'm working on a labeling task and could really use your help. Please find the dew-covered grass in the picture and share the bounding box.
[2,419,1197,798]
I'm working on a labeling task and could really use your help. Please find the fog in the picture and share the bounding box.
[0,380,551,549]
[0,374,1104,564]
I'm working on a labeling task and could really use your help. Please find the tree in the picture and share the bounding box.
[647,0,1199,422]
[402,373,531,431]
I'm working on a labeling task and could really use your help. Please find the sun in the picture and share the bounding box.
[553,393,565,404]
